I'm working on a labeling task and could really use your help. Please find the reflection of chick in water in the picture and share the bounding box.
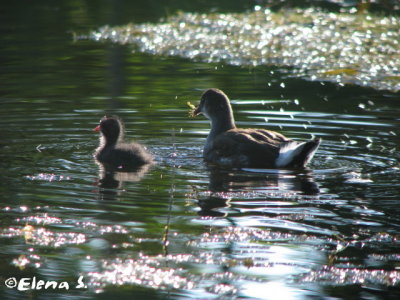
[197,167,319,217]
[97,163,152,201]
[93,116,153,201]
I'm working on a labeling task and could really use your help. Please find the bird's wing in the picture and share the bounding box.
[208,129,291,168]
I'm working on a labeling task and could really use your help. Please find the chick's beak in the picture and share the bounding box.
[94,125,101,132]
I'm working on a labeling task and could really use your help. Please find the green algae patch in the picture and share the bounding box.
[87,8,400,92]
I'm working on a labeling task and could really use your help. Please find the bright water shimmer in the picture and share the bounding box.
[89,8,400,92]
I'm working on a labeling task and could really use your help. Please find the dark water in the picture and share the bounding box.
[1,1,400,299]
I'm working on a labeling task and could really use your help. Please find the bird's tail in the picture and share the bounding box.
[276,138,321,168]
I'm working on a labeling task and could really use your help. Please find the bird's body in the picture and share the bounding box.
[193,88,320,169]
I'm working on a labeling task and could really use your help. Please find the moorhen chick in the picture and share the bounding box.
[94,116,153,169]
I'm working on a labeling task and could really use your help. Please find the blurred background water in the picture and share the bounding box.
[1,1,400,299]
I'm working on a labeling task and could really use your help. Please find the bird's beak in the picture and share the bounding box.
[193,105,202,116]
[94,125,101,132]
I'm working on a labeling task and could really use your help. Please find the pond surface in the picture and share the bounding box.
[1,1,400,299]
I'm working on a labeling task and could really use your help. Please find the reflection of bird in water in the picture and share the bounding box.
[192,88,320,169]
[208,167,319,195]
[196,167,319,217]
[93,116,153,201]
[94,116,153,169]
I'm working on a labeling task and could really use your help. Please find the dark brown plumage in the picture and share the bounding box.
[94,116,153,169]
[193,88,320,168]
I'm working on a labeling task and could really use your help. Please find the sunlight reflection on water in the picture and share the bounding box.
[87,8,400,92]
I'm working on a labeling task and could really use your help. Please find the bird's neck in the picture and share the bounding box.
[204,113,236,156]
[209,111,236,137]
[100,135,119,148]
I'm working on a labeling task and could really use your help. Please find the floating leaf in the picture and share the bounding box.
[323,68,358,76]
[187,101,197,117]
[357,2,370,15]
[12,255,30,271]
[243,258,254,268]
[384,76,400,82]
[186,101,196,110]
[23,224,34,242]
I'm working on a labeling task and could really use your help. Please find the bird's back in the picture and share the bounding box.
[205,128,291,168]
[95,143,153,169]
